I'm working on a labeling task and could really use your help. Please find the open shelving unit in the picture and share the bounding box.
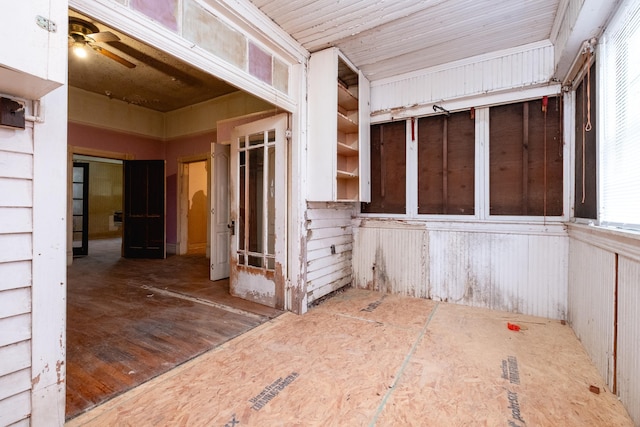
[307,47,370,202]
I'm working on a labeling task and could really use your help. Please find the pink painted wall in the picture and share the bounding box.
[68,122,164,159]
[165,132,216,175]
[68,123,215,247]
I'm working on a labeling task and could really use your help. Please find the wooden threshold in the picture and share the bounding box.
[66,288,633,426]
[66,238,281,420]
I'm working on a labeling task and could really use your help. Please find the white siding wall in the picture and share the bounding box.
[305,202,355,304]
[352,221,568,319]
[618,256,640,425]
[370,41,555,116]
[568,224,640,426]
[567,238,616,384]
[0,125,34,427]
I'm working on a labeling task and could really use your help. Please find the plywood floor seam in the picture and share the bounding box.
[370,302,441,426]
[67,288,633,427]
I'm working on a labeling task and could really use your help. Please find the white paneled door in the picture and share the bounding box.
[210,143,231,281]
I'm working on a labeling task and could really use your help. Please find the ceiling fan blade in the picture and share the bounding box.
[87,31,120,43]
[92,45,136,68]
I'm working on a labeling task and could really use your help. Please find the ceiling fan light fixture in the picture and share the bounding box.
[72,42,88,59]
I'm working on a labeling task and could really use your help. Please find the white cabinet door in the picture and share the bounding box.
[0,0,66,99]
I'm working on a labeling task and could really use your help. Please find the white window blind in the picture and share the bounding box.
[601,0,640,230]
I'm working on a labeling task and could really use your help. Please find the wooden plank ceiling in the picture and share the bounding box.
[249,0,562,80]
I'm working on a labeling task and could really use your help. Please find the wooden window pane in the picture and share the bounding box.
[574,63,597,219]
[362,121,406,213]
[490,97,563,216]
[418,111,475,214]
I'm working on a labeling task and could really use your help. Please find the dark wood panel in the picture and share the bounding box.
[123,160,165,259]
[418,115,444,213]
[66,238,281,420]
[446,112,475,215]
[574,63,597,219]
[418,111,474,215]
[490,102,525,215]
[527,97,563,216]
[490,97,563,216]
[362,121,406,214]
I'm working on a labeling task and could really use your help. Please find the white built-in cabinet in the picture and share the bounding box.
[0,0,67,100]
[308,48,370,202]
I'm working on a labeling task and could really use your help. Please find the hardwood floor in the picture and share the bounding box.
[66,238,281,420]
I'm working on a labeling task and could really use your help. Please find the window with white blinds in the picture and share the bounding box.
[600,0,640,230]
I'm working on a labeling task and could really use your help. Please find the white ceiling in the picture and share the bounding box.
[249,0,562,80]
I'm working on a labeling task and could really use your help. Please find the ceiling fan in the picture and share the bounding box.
[68,17,136,68]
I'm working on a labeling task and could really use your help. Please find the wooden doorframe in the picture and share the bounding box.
[71,162,90,257]
[176,153,210,256]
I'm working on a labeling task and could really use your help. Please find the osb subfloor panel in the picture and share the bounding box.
[66,289,633,426]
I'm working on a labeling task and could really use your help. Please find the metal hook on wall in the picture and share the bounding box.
[433,104,450,117]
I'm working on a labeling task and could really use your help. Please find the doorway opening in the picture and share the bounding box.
[71,154,124,257]
[65,8,287,421]
[187,160,208,254]
[178,158,209,256]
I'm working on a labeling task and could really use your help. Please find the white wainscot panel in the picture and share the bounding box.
[617,256,640,425]
[567,238,615,387]
[430,231,568,318]
[352,224,428,297]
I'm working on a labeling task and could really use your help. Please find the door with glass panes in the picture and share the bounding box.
[229,114,287,309]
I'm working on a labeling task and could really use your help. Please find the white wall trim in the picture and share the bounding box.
[568,222,640,263]
[31,86,67,426]
[371,84,562,123]
[354,217,568,237]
